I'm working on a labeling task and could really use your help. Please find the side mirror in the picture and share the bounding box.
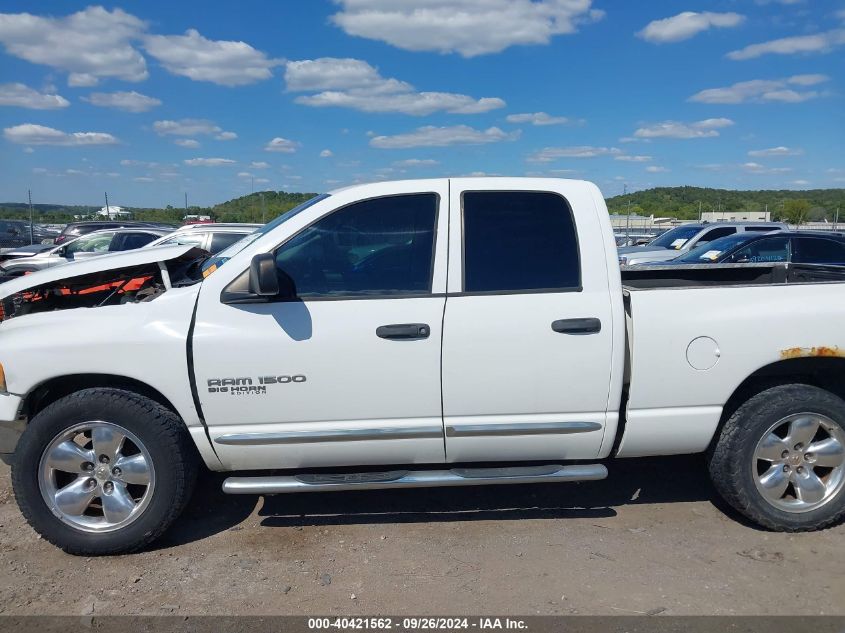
[247,253,297,299]
[248,253,280,296]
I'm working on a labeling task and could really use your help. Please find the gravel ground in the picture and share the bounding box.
[0,455,842,616]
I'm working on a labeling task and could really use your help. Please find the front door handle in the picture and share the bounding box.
[552,318,602,334]
[376,323,431,340]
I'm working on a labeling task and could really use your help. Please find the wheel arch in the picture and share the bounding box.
[22,373,180,421]
[710,356,845,452]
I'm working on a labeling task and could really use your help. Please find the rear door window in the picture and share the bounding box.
[695,226,736,246]
[792,237,845,265]
[462,191,579,293]
[209,232,246,254]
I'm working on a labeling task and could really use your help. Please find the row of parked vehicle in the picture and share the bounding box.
[617,222,845,267]
[0,220,262,279]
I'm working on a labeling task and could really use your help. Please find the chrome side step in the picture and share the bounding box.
[222,463,607,495]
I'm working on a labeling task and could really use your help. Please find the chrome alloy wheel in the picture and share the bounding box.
[753,413,845,513]
[38,421,156,533]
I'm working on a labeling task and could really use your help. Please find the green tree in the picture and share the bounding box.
[781,199,812,226]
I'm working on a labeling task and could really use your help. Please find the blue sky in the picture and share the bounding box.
[0,1,843,207]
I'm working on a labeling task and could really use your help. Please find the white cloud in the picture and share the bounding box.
[0,83,69,109]
[330,0,604,57]
[505,112,578,126]
[286,58,504,115]
[264,137,299,153]
[527,146,623,162]
[82,90,161,113]
[120,159,158,168]
[637,11,744,43]
[633,118,734,139]
[393,159,439,167]
[183,157,236,167]
[319,149,333,158]
[742,162,793,174]
[0,7,147,86]
[615,155,652,162]
[646,166,670,173]
[748,146,803,157]
[689,74,829,104]
[727,29,845,60]
[370,125,519,149]
[237,172,253,179]
[791,179,811,186]
[143,29,281,86]
[174,139,200,148]
[250,161,270,169]
[153,118,235,139]
[133,176,154,182]
[3,123,118,146]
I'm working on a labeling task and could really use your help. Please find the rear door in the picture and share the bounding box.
[441,180,617,462]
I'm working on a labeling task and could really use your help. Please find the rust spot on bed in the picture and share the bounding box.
[780,346,844,359]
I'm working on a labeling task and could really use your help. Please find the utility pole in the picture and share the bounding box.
[624,183,631,240]
[104,191,110,220]
[27,189,34,245]
[835,205,840,231]
[698,200,702,222]
[260,192,266,224]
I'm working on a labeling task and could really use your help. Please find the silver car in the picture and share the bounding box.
[0,227,168,277]
[146,223,262,254]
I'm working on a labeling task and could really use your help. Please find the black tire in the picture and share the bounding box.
[11,388,198,555]
[708,383,845,531]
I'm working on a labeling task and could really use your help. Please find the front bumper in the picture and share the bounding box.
[0,393,24,463]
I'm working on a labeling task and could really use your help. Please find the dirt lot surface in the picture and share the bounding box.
[0,455,842,616]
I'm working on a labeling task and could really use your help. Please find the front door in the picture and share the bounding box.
[441,181,617,462]
[192,184,449,470]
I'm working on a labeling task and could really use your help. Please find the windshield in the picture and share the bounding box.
[647,225,703,250]
[676,233,759,262]
[200,193,329,274]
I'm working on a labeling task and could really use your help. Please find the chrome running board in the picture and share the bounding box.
[222,463,607,494]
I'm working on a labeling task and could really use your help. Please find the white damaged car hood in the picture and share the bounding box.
[0,244,198,300]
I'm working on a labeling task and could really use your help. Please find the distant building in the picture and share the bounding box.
[701,210,771,223]
[98,205,131,219]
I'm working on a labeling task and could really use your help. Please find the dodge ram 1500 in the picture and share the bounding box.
[1,178,844,555]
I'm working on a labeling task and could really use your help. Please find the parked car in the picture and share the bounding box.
[0,220,59,249]
[0,243,55,265]
[653,231,845,266]
[1,178,845,555]
[146,223,262,254]
[617,222,787,265]
[53,220,176,245]
[0,228,168,277]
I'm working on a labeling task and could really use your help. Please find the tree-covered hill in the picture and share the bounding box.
[606,186,845,222]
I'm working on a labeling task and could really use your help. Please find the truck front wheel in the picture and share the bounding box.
[11,388,198,555]
[709,383,845,531]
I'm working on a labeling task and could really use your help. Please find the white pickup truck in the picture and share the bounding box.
[1,178,844,555]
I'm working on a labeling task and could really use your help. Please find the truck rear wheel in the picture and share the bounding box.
[11,388,198,555]
[709,383,845,531]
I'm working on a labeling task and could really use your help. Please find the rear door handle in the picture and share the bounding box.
[376,323,431,340]
[552,318,602,334]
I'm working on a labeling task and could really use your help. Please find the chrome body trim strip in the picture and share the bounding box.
[214,425,444,446]
[445,421,602,437]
